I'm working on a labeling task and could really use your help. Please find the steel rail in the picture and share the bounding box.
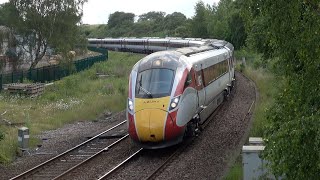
[10,120,127,180]
[54,134,130,180]
[98,148,144,180]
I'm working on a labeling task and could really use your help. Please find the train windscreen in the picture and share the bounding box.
[136,68,174,98]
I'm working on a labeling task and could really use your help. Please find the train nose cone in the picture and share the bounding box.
[135,109,167,142]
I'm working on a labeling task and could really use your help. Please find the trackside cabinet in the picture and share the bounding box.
[18,127,29,150]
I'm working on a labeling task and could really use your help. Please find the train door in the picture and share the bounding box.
[224,47,233,84]
[194,65,206,109]
[121,39,125,51]
[146,39,150,53]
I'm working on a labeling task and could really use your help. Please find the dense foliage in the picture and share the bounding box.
[0,0,87,69]
[240,0,320,178]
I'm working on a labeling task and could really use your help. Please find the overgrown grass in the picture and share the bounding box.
[0,51,145,164]
[224,158,243,180]
[224,49,278,179]
[243,67,276,137]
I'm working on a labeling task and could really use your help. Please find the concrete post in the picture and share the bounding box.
[242,57,246,66]
[242,137,280,180]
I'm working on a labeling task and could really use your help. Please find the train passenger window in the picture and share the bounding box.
[202,59,229,87]
[196,72,202,87]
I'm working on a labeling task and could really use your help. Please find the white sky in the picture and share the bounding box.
[0,0,220,24]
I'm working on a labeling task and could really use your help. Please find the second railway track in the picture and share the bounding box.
[11,121,128,180]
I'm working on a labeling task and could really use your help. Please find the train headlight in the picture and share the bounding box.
[128,99,134,111]
[169,96,180,111]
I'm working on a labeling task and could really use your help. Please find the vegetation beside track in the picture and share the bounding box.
[224,49,278,180]
[0,51,145,164]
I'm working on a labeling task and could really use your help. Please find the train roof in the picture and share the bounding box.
[176,46,215,57]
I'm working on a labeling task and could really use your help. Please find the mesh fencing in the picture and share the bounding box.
[0,49,108,91]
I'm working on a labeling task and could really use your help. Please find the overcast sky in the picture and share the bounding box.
[0,0,220,24]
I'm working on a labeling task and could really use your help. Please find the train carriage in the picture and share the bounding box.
[127,42,235,149]
[123,38,148,53]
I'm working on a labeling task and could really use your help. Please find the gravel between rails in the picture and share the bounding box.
[0,71,256,180]
[59,138,141,180]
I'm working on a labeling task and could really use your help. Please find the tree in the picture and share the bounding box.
[163,12,187,36]
[5,0,87,69]
[138,11,165,22]
[191,1,210,38]
[0,3,11,25]
[138,11,166,33]
[241,0,320,178]
[107,11,135,37]
[174,25,190,38]
[227,10,246,49]
[108,11,135,29]
[238,0,273,57]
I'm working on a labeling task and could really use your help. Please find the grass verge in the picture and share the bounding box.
[0,51,145,164]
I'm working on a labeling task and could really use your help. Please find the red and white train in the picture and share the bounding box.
[126,40,235,148]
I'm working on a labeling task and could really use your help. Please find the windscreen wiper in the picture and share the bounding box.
[139,86,153,98]
[138,74,153,98]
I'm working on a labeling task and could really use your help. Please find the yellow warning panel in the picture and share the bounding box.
[135,97,170,112]
[135,109,167,142]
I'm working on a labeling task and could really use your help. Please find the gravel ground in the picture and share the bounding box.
[0,111,127,179]
[0,72,256,180]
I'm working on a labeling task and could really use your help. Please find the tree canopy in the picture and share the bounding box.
[1,0,87,69]
[239,0,320,178]
[190,1,210,38]
[82,0,246,49]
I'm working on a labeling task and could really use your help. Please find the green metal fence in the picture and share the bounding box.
[0,49,108,91]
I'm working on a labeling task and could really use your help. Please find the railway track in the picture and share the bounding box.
[98,101,226,180]
[96,76,252,180]
[10,121,128,180]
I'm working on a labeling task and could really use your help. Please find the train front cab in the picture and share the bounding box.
[127,53,186,149]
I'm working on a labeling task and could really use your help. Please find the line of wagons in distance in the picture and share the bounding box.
[88,37,236,149]
[88,37,209,54]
